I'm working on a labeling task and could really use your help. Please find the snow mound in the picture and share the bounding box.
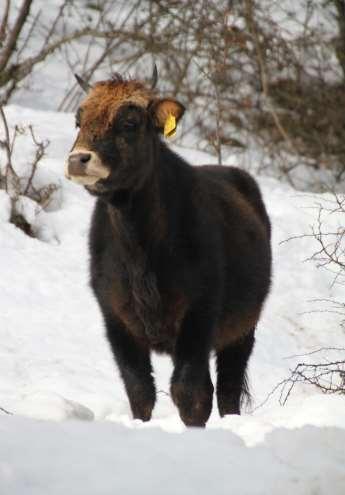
[14,392,94,422]
[0,416,344,495]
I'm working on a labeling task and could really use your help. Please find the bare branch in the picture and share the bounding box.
[0,0,33,73]
[23,125,49,196]
[254,348,345,411]
[0,104,19,194]
[0,0,11,46]
[0,405,12,415]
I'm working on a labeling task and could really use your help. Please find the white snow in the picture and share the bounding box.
[1,416,344,495]
[1,87,345,495]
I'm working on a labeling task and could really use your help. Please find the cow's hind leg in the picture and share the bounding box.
[104,314,156,422]
[216,329,255,416]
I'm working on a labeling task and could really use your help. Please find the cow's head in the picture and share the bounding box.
[65,67,185,195]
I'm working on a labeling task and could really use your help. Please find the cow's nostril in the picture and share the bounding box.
[68,152,91,176]
[80,153,91,164]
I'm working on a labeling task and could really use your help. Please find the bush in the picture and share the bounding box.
[0,105,58,237]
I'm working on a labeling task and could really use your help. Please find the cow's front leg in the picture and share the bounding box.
[104,315,156,422]
[171,304,214,427]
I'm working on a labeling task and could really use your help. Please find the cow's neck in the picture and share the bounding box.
[106,155,167,254]
[105,151,168,343]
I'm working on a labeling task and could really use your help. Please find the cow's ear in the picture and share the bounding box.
[149,98,185,136]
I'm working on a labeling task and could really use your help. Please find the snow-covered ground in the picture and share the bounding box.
[0,105,344,493]
[1,416,344,495]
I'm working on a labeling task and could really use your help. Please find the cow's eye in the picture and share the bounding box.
[123,119,138,131]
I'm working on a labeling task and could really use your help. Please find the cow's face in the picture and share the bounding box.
[65,76,184,195]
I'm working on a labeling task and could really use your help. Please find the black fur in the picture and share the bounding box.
[74,99,271,427]
[216,329,256,416]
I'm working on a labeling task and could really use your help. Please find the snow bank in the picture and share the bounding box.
[0,416,344,495]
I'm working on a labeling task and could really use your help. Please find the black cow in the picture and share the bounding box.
[65,69,271,427]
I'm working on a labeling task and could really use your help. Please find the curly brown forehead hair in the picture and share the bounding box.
[79,77,155,137]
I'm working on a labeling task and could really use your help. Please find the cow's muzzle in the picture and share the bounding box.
[65,148,110,186]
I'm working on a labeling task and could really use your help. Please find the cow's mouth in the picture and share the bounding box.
[67,174,102,186]
[65,149,110,186]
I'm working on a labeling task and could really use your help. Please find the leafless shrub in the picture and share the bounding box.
[296,192,345,329]
[0,105,57,237]
[283,191,344,338]
[150,0,345,186]
[254,348,345,410]
[278,350,345,404]
[2,1,345,188]
[312,198,345,359]
[309,194,345,289]
[257,180,345,412]
[0,0,149,105]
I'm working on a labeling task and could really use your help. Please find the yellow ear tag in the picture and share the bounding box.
[164,113,176,138]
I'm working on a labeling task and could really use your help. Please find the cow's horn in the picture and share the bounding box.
[151,63,158,90]
[74,74,92,93]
